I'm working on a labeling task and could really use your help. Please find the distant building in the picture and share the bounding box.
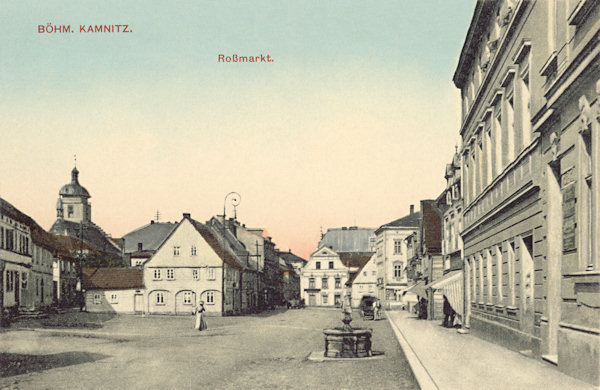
[405,200,445,320]
[349,254,378,307]
[426,151,465,325]
[50,166,122,258]
[318,226,375,253]
[1,198,33,310]
[276,250,305,303]
[122,221,177,267]
[143,213,244,316]
[276,249,307,275]
[373,205,420,308]
[1,197,80,313]
[301,246,372,307]
[83,268,144,313]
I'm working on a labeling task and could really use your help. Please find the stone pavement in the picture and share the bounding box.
[386,310,597,390]
[1,309,419,389]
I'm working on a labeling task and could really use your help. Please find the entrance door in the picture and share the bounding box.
[134,294,143,313]
[520,235,535,335]
[309,294,316,306]
[546,163,562,358]
[15,272,20,307]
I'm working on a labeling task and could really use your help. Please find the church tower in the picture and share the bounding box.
[55,166,92,224]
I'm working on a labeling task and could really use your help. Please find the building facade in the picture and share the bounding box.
[301,246,348,307]
[349,254,378,308]
[122,221,177,267]
[83,268,144,313]
[373,205,420,308]
[143,214,242,316]
[50,166,122,259]
[453,0,599,384]
[301,246,372,307]
[1,198,33,311]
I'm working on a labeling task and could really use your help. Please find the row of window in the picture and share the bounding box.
[152,268,216,281]
[443,211,463,255]
[314,261,334,270]
[92,291,216,306]
[466,235,533,307]
[308,293,341,306]
[308,277,342,289]
[462,0,517,118]
[154,291,214,305]
[464,53,532,206]
[0,227,30,255]
[173,246,197,256]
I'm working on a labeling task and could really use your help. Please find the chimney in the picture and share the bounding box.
[410,205,415,215]
[183,213,191,219]
[138,242,143,251]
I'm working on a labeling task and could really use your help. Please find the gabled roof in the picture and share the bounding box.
[375,211,422,234]
[276,250,307,264]
[318,227,375,253]
[337,252,374,269]
[50,234,101,258]
[0,197,78,259]
[82,268,143,290]
[49,219,122,256]
[310,245,338,258]
[0,197,39,230]
[189,218,245,270]
[122,221,177,254]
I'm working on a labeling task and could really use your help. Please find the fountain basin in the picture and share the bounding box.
[323,327,372,358]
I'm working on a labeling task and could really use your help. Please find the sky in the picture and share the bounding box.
[0,1,475,259]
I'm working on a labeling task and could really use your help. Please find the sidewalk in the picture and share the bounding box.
[387,310,597,390]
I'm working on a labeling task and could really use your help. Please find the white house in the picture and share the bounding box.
[301,246,372,307]
[349,254,378,307]
[1,198,33,310]
[143,213,243,316]
[83,268,144,313]
[374,206,420,308]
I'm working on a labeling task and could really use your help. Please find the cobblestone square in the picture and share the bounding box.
[0,308,418,390]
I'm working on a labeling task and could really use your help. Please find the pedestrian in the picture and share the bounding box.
[374,299,381,320]
[194,301,207,331]
[443,295,455,328]
[418,297,428,319]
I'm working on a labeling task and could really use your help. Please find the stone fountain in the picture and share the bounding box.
[322,294,372,358]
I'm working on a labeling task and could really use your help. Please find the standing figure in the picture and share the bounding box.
[194,301,207,331]
[443,296,455,328]
[373,299,380,320]
[418,297,428,319]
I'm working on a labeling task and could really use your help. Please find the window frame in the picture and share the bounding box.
[206,291,215,305]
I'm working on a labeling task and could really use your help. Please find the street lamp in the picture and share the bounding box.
[223,192,241,221]
[221,192,241,314]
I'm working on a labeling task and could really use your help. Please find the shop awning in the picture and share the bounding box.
[426,270,463,317]
[404,281,427,298]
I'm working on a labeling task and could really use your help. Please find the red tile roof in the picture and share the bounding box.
[82,268,143,290]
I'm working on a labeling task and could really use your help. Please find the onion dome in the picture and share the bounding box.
[59,167,90,198]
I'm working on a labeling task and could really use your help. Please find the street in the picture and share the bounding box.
[0,308,418,390]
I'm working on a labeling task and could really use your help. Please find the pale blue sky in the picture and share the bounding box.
[1,1,474,257]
